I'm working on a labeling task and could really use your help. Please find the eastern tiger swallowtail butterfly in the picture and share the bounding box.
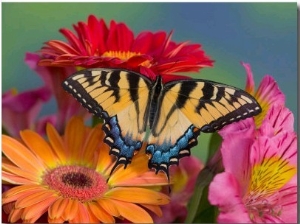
[63,68,261,178]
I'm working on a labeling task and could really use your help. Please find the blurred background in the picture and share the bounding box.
[2,3,297,161]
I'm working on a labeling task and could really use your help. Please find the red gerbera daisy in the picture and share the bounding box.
[38,15,213,82]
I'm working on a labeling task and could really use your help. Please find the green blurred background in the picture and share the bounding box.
[2,3,297,161]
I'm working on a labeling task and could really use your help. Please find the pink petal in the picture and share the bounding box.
[208,172,251,223]
[259,105,294,136]
[241,62,255,95]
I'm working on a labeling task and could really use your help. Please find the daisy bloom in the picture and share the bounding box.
[242,62,285,127]
[38,14,213,83]
[2,116,169,223]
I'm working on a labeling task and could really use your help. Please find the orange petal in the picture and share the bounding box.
[112,200,153,223]
[96,142,113,174]
[97,199,120,217]
[15,189,57,208]
[81,124,103,162]
[87,202,115,223]
[115,171,168,187]
[2,185,45,204]
[21,196,57,221]
[69,202,90,223]
[141,204,163,217]
[2,171,37,185]
[2,135,43,174]
[64,116,85,160]
[48,198,67,219]
[86,204,104,223]
[2,162,38,183]
[108,152,149,185]
[20,130,57,168]
[106,187,169,205]
[62,198,79,221]
[46,123,66,164]
[8,207,23,223]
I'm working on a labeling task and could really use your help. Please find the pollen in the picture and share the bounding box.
[102,50,151,67]
[43,165,108,202]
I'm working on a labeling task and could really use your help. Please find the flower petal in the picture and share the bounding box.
[20,130,58,168]
[97,199,120,217]
[2,159,38,183]
[15,189,57,208]
[62,198,79,221]
[112,200,153,223]
[21,196,57,222]
[87,202,115,223]
[2,135,43,174]
[8,207,23,223]
[69,202,90,223]
[46,123,67,163]
[48,198,67,219]
[242,62,255,95]
[64,116,85,160]
[208,172,251,223]
[106,187,169,205]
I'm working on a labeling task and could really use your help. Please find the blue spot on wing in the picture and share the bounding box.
[146,125,200,179]
[102,114,142,172]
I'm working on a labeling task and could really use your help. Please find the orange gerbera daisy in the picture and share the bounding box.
[2,116,169,223]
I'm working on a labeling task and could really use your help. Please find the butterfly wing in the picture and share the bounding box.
[147,79,261,177]
[62,68,152,170]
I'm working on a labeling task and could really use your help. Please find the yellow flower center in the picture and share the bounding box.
[102,50,141,60]
[43,165,108,202]
[102,50,151,67]
[245,156,296,221]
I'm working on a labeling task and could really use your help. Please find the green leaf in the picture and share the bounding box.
[192,186,218,223]
[207,132,222,163]
[185,166,215,223]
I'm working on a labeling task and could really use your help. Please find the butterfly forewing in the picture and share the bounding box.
[62,68,153,169]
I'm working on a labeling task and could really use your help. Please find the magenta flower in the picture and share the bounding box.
[25,52,91,133]
[38,15,214,83]
[209,127,297,223]
[154,156,203,223]
[2,87,52,137]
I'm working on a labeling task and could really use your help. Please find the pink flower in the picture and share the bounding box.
[38,15,213,83]
[242,62,285,127]
[2,87,52,137]
[154,156,203,223]
[209,130,297,223]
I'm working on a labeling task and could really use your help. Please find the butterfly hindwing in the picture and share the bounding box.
[62,68,152,169]
[146,79,261,175]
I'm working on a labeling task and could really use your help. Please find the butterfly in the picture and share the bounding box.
[62,68,261,179]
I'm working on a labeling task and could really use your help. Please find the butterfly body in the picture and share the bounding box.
[63,68,261,178]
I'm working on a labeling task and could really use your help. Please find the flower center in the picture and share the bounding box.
[43,165,108,202]
[245,156,296,221]
[102,50,141,60]
[102,50,151,67]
